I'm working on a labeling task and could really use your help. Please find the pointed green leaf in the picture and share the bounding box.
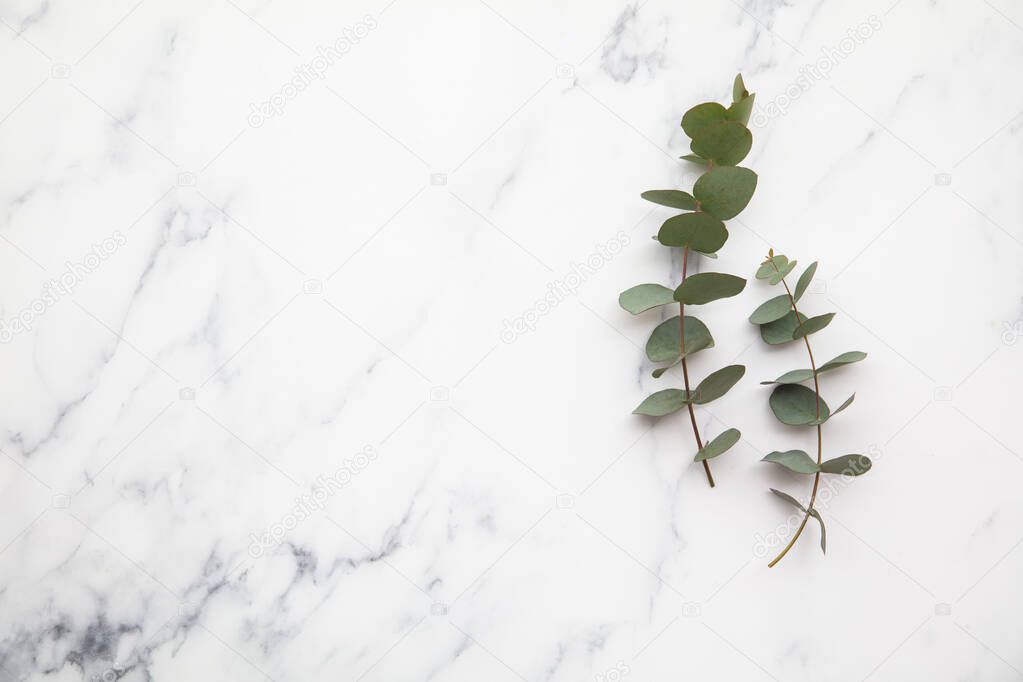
[767,259,797,285]
[641,189,697,210]
[674,272,746,305]
[821,393,855,422]
[793,261,817,301]
[651,361,679,379]
[695,428,741,462]
[818,351,867,373]
[755,255,789,280]
[763,450,819,474]
[770,384,830,425]
[619,284,675,314]
[770,488,825,553]
[726,93,755,126]
[680,153,708,164]
[633,389,689,417]
[690,120,752,166]
[760,311,807,345]
[732,74,749,102]
[819,454,872,476]
[792,312,835,339]
[693,167,757,220]
[681,102,727,139]
[749,294,792,324]
[645,315,714,363]
[657,212,728,253]
[691,364,745,404]
[760,368,815,385]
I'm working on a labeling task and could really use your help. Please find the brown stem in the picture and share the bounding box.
[680,247,715,488]
[767,268,822,568]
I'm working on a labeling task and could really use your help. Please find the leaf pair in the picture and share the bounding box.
[632,365,745,415]
[762,451,872,476]
[680,75,756,166]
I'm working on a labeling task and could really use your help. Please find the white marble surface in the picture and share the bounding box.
[0,0,1021,679]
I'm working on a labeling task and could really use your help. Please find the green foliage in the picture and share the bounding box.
[753,250,870,566]
[621,75,757,487]
[619,283,675,314]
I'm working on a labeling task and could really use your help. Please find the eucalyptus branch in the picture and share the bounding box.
[619,75,758,487]
[749,250,873,566]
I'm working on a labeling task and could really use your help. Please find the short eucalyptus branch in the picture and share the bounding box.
[750,250,873,565]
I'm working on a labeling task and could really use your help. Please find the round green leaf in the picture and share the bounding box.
[769,384,830,425]
[641,190,697,210]
[633,389,689,417]
[819,454,872,476]
[793,261,818,301]
[645,315,714,363]
[818,351,867,373]
[657,212,728,253]
[691,364,745,404]
[749,294,792,324]
[760,311,806,345]
[681,102,726,139]
[690,120,752,166]
[619,284,675,314]
[693,167,758,220]
[695,428,741,461]
[762,450,819,474]
[792,312,835,340]
[674,272,746,305]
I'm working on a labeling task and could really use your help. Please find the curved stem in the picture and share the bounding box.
[679,247,715,488]
[767,273,822,567]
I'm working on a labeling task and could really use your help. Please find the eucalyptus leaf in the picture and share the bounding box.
[755,255,789,280]
[760,311,807,345]
[760,368,815,385]
[767,259,797,285]
[732,73,749,102]
[633,389,689,417]
[619,284,675,314]
[657,212,728,254]
[693,167,757,220]
[726,93,755,126]
[691,364,745,404]
[769,488,826,553]
[681,102,727,139]
[695,428,741,461]
[641,189,697,210]
[749,294,792,324]
[792,312,835,339]
[793,261,818,301]
[818,351,867,373]
[819,454,872,476]
[690,120,752,166]
[770,384,830,425]
[763,450,819,474]
[674,272,747,305]
[680,153,708,164]
[645,315,714,363]
[651,360,679,379]
[821,394,855,422]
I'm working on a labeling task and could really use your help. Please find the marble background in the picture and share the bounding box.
[0,0,1021,679]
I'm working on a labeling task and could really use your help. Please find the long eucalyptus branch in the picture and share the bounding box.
[679,247,715,487]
